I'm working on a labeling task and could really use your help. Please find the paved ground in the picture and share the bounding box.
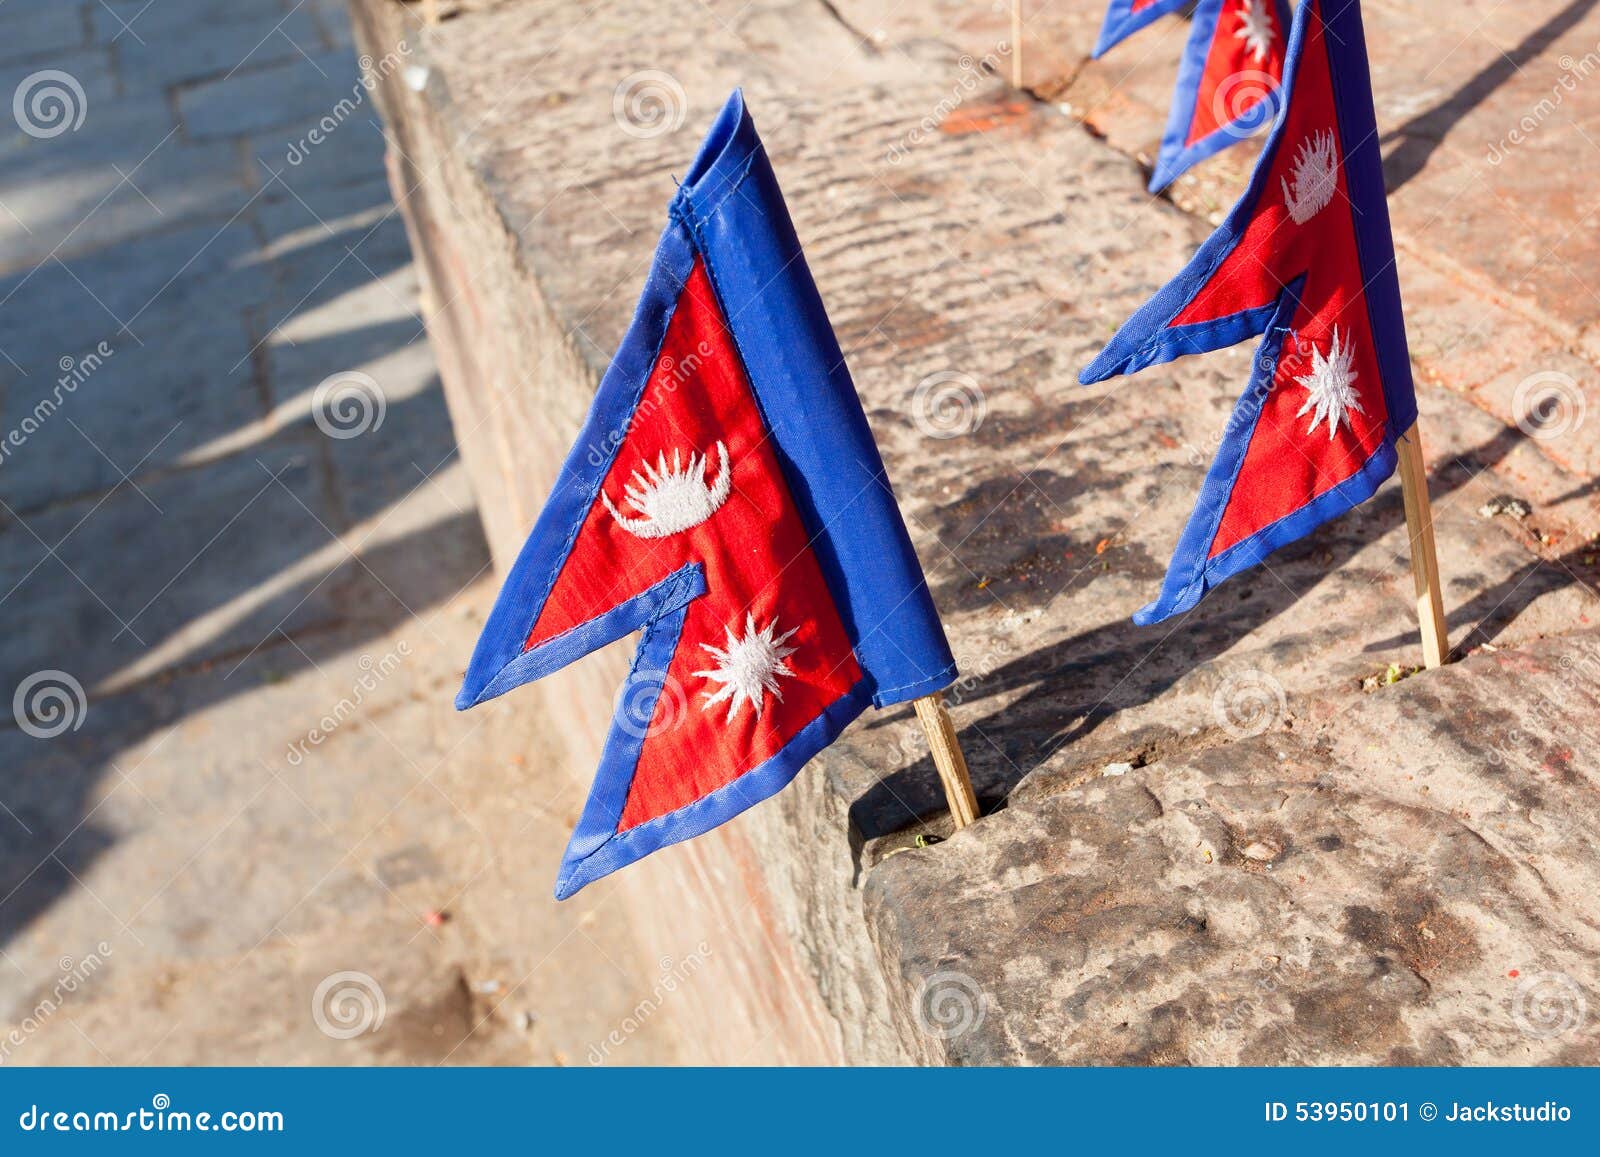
[0,0,678,1064]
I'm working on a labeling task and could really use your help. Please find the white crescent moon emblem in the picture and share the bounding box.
[602,441,732,539]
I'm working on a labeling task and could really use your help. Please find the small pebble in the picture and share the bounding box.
[1241,839,1282,863]
[1478,495,1532,520]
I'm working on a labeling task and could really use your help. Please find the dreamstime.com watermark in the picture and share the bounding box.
[1511,971,1588,1041]
[0,341,115,469]
[285,43,412,165]
[613,667,689,740]
[912,370,986,439]
[12,670,88,740]
[1486,43,1600,164]
[1511,370,1586,442]
[312,971,386,1040]
[587,943,712,1064]
[884,44,1012,165]
[0,943,112,1065]
[912,970,988,1041]
[584,339,714,467]
[1212,668,1287,739]
[311,370,387,439]
[612,70,687,139]
[17,1095,282,1134]
[286,642,412,766]
[12,70,87,139]
[1205,955,1309,1065]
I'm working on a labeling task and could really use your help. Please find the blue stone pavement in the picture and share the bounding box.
[0,0,672,1063]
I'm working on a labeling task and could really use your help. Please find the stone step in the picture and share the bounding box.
[347,0,1600,1063]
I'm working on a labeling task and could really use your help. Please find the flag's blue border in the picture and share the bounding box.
[554,684,872,899]
[1148,0,1292,192]
[1093,0,1190,59]
[458,93,956,715]
[676,92,957,710]
[1329,0,1419,440]
[454,222,703,712]
[456,91,957,897]
[1129,280,1398,624]
[1079,0,1314,386]
[1081,0,1420,625]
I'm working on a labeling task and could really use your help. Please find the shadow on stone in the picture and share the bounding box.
[851,426,1588,841]
[1381,0,1599,191]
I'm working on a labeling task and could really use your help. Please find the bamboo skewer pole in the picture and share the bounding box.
[1011,1,1024,89]
[1396,420,1449,669]
[913,693,980,829]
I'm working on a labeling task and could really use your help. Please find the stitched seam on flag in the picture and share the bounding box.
[679,149,762,230]
[677,186,883,701]
[699,150,760,224]
[557,586,700,882]
[1139,219,1244,366]
[528,562,702,657]
[1189,366,1271,596]
[1135,0,1308,366]
[527,252,695,650]
[1326,0,1411,443]
[1197,288,1300,560]
[678,206,804,549]
[1203,438,1395,578]
[1162,282,1302,614]
[554,681,874,898]
[873,663,959,698]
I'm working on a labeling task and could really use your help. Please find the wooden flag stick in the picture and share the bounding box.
[1011,1,1024,89]
[913,693,980,829]
[1396,420,1449,669]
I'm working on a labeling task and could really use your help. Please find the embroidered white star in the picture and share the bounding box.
[1293,327,1365,440]
[695,613,799,722]
[1234,0,1276,64]
[1282,129,1339,224]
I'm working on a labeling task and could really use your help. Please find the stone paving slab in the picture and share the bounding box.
[0,298,257,511]
[2,574,678,1065]
[0,442,346,696]
[0,137,253,274]
[0,50,119,112]
[0,219,273,358]
[2,0,678,1065]
[358,0,1600,1062]
[90,0,296,44]
[869,629,1600,1065]
[0,8,87,67]
[177,51,361,140]
[251,114,390,200]
[113,8,327,90]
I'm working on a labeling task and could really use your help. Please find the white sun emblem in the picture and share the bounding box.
[695,613,800,723]
[1293,327,1365,440]
[1233,0,1275,64]
[602,441,732,539]
[1282,129,1339,224]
